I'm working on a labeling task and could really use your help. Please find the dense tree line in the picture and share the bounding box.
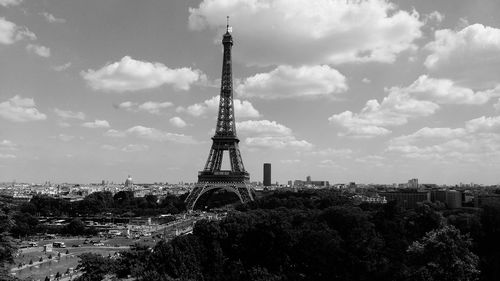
[75,189,500,281]
[6,191,186,238]
[0,200,18,281]
[19,191,187,217]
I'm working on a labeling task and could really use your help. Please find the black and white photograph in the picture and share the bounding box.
[1,0,500,280]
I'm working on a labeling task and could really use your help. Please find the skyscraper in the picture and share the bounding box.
[263,163,271,186]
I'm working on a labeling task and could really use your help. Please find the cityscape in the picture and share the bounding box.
[2,0,500,281]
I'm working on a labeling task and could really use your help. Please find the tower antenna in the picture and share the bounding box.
[226,16,229,32]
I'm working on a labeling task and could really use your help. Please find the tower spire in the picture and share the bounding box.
[226,16,229,32]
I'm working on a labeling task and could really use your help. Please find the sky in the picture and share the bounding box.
[1,0,500,185]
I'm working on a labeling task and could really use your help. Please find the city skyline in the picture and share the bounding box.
[2,0,500,185]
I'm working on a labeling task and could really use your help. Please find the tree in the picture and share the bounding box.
[76,253,115,281]
[64,218,86,236]
[404,225,479,281]
[0,205,17,281]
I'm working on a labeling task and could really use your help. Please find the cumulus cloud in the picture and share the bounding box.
[424,11,444,24]
[389,127,467,148]
[81,56,205,92]
[0,95,47,122]
[465,116,500,133]
[0,0,22,7]
[245,136,313,150]
[189,0,423,66]
[329,75,500,138]
[54,108,86,120]
[117,101,173,115]
[82,119,110,129]
[280,159,300,164]
[40,12,66,23]
[0,17,36,45]
[26,44,51,58]
[104,126,198,144]
[236,120,312,150]
[495,99,500,111]
[0,140,17,151]
[122,144,149,152]
[387,116,500,161]
[52,62,71,72]
[177,96,260,118]
[425,24,500,87]
[329,92,438,138]
[236,65,347,99]
[169,116,188,128]
[392,75,499,105]
[0,153,16,159]
[309,148,353,158]
[236,120,291,136]
[100,144,117,151]
[56,134,75,142]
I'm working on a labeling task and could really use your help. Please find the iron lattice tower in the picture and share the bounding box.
[185,19,253,210]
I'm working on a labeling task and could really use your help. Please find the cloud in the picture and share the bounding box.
[391,75,499,105]
[245,136,313,150]
[0,95,47,122]
[178,96,260,118]
[236,120,312,150]
[104,126,198,144]
[424,24,500,87]
[495,99,500,111]
[465,116,500,133]
[81,56,205,92]
[424,11,444,24]
[280,159,300,164]
[26,44,51,58]
[236,120,291,136]
[117,101,173,115]
[355,155,385,167]
[0,0,22,7]
[122,144,149,152]
[52,62,71,72]
[387,116,500,162]
[236,65,347,99]
[56,134,75,142]
[40,12,66,23]
[309,148,353,158]
[189,0,423,66]
[329,75,500,138]
[169,116,188,128]
[82,119,110,129]
[0,140,17,150]
[0,153,16,159]
[100,144,117,151]
[54,108,86,120]
[0,17,36,45]
[329,92,438,138]
[389,127,467,148]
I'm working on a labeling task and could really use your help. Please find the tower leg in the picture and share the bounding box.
[185,182,253,211]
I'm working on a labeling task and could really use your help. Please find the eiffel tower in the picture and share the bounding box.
[185,18,254,210]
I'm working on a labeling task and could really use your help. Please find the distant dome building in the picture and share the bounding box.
[124,175,133,187]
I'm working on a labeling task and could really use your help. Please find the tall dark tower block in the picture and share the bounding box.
[263,163,271,186]
[185,19,254,210]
